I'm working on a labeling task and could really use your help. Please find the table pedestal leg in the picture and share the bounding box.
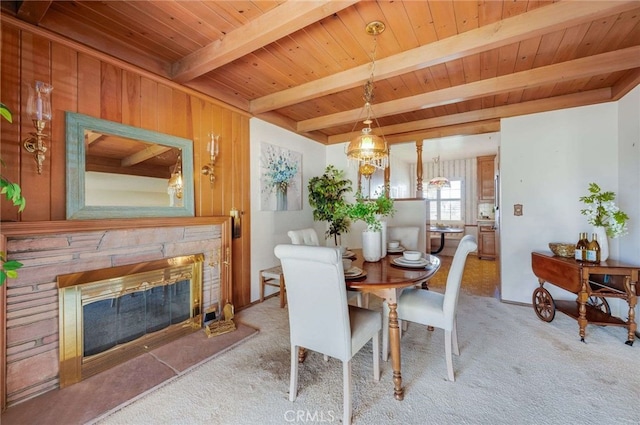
[388,302,404,400]
[430,233,445,255]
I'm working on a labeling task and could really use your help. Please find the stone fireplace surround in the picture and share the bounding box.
[0,217,232,409]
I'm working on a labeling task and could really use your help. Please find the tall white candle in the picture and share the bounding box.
[36,95,43,121]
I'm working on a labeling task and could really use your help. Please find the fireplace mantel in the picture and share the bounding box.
[1,217,232,410]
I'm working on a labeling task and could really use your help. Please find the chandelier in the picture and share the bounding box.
[428,156,450,189]
[346,21,388,172]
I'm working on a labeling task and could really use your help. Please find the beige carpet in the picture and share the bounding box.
[93,295,638,425]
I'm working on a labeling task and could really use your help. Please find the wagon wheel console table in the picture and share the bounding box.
[531,251,638,346]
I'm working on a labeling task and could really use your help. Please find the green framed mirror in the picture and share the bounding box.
[66,112,195,219]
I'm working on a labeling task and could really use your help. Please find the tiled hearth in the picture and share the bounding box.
[3,221,225,407]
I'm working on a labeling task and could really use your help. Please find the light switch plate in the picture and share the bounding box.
[514,204,523,216]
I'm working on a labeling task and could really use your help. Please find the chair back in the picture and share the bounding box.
[388,226,420,251]
[443,235,477,317]
[287,228,320,246]
[274,244,352,361]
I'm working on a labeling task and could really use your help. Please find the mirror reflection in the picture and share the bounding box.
[84,130,183,207]
[66,112,194,219]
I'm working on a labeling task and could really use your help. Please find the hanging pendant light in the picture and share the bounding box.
[346,21,388,172]
[428,156,450,189]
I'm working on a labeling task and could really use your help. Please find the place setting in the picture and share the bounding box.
[391,250,437,269]
[342,259,367,280]
[386,240,405,254]
[339,246,356,259]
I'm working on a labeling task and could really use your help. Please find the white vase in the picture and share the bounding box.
[362,230,381,262]
[380,220,387,257]
[593,226,609,262]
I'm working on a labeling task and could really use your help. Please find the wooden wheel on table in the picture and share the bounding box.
[532,287,555,322]
[587,296,610,315]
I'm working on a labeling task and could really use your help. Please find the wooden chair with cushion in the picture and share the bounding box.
[274,244,381,425]
[382,235,477,381]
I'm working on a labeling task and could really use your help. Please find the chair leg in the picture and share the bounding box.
[343,360,352,425]
[355,292,363,307]
[381,310,389,362]
[452,319,460,356]
[259,275,265,303]
[290,345,299,401]
[324,354,329,362]
[372,331,380,381]
[444,331,455,382]
[279,274,286,308]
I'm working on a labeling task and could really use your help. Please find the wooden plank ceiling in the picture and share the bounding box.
[4,0,640,146]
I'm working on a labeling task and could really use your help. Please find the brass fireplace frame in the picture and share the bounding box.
[58,254,204,387]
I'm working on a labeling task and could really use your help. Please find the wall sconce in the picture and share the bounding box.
[201,132,219,184]
[23,81,53,174]
[167,151,183,204]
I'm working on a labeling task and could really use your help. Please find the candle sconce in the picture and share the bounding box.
[201,132,219,184]
[23,81,53,174]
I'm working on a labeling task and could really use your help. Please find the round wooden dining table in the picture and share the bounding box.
[345,249,441,401]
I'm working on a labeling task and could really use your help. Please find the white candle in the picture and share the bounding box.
[36,95,43,121]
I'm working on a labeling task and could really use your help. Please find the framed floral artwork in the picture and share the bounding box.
[260,143,302,211]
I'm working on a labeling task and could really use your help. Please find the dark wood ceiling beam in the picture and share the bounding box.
[328,88,612,144]
[171,0,360,83]
[302,46,640,132]
[16,0,52,25]
[250,0,639,114]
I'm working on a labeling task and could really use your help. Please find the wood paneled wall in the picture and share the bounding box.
[0,19,252,309]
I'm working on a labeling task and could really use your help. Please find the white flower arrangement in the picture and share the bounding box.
[579,183,629,238]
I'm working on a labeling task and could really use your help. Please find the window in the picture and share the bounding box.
[425,179,463,221]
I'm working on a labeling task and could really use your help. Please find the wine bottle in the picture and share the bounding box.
[575,232,587,261]
[586,233,600,263]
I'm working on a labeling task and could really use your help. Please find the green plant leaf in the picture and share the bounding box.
[0,103,12,123]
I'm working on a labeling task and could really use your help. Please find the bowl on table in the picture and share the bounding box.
[548,242,575,258]
[388,240,400,249]
[402,251,422,261]
[342,259,353,271]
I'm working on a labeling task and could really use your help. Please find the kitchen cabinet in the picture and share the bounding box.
[478,223,496,260]
[477,155,496,202]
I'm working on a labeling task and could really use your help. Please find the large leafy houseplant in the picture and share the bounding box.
[308,165,352,245]
[342,191,395,232]
[0,102,26,285]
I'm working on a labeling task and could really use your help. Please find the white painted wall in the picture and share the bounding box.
[250,119,326,300]
[617,85,640,264]
[501,102,623,304]
[250,87,640,305]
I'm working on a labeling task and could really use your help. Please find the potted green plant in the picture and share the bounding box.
[0,103,26,285]
[307,165,352,246]
[342,191,395,262]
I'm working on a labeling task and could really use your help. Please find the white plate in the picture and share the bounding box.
[344,267,366,279]
[344,266,363,277]
[393,257,430,268]
[387,247,405,253]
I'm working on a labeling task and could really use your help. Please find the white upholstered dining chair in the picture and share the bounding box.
[382,235,477,381]
[274,244,381,425]
[287,228,364,307]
